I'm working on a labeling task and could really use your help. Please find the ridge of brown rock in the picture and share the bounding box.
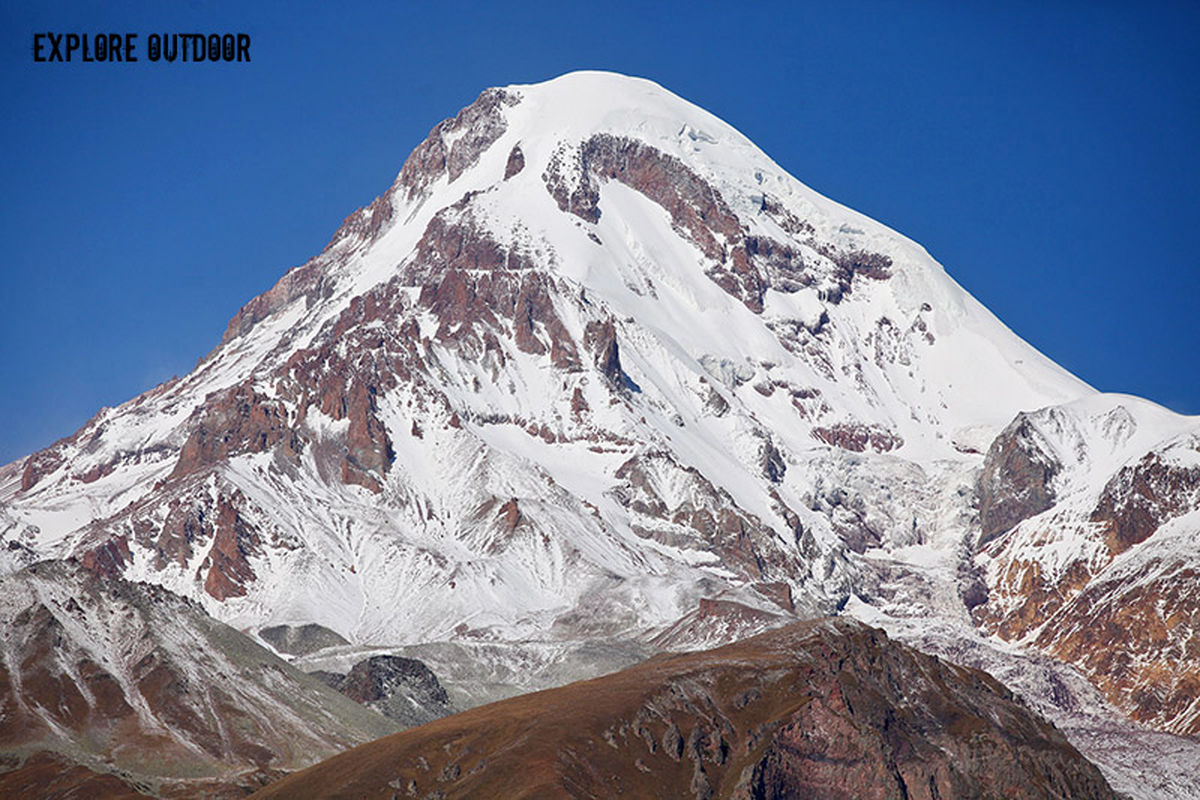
[1090,444,1200,554]
[974,423,1200,736]
[249,619,1116,800]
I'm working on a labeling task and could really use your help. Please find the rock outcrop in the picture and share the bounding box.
[311,655,454,728]
[977,412,1062,546]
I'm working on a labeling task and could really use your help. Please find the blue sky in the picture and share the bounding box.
[2,0,1198,463]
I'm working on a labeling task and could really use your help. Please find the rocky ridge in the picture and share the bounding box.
[0,560,397,796]
[250,619,1117,800]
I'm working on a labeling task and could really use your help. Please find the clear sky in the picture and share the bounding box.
[2,0,1198,464]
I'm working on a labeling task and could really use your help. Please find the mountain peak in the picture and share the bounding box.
[500,70,729,142]
[5,75,1200,795]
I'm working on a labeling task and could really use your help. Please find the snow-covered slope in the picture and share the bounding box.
[2,71,1198,792]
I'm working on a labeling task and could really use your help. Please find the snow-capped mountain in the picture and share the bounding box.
[2,71,1197,794]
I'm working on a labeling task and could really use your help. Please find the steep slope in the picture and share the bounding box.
[1,70,1197,791]
[249,619,1116,800]
[0,560,397,796]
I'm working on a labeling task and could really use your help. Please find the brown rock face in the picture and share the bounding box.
[812,423,903,453]
[758,436,786,483]
[503,143,525,179]
[327,192,395,252]
[200,493,262,600]
[118,487,264,600]
[1034,563,1200,735]
[1090,446,1200,554]
[977,413,1061,545]
[19,448,65,492]
[497,497,521,532]
[340,381,394,494]
[397,87,517,201]
[744,233,810,295]
[78,534,132,578]
[975,432,1200,735]
[413,210,581,371]
[221,257,331,345]
[171,381,303,480]
[584,318,632,390]
[250,619,1115,800]
[977,522,1200,735]
[611,451,793,582]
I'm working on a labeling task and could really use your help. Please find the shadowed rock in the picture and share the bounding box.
[978,412,1061,545]
[310,655,454,729]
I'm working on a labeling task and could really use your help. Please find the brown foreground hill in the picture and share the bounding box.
[0,751,151,799]
[251,618,1115,800]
